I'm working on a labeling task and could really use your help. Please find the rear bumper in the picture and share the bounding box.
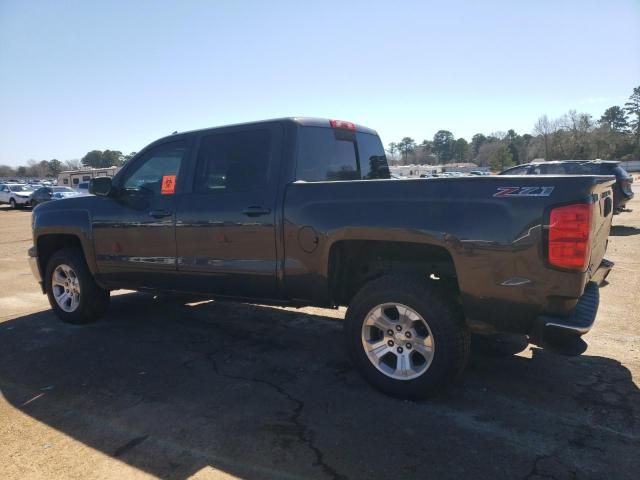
[529,259,613,351]
[536,281,600,337]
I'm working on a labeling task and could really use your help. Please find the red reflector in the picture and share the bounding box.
[329,119,356,131]
[548,203,592,270]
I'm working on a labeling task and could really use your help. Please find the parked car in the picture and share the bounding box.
[31,186,81,206]
[76,182,90,194]
[500,160,634,214]
[0,183,35,208]
[29,118,615,399]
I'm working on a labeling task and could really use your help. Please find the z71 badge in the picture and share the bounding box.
[493,186,555,198]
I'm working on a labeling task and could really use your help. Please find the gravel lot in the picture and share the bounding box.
[1,186,639,480]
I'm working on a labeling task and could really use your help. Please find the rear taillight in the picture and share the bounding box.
[329,119,356,131]
[548,203,592,270]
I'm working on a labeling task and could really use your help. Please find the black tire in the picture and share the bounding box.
[345,275,470,399]
[45,247,110,324]
[9,198,16,209]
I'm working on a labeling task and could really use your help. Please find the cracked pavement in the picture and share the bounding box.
[0,186,639,480]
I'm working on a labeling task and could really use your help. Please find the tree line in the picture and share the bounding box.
[388,85,640,171]
[2,85,639,178]
[0,150,136,179]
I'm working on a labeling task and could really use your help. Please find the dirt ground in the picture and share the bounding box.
[1,187,639,480]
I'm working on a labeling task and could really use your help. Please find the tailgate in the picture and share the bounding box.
[587,178,615,281]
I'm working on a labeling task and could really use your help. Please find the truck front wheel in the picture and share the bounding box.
[345,275,470,399]
[45,247,110,324]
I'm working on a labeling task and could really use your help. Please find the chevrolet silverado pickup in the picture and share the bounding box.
[29,118,615,399]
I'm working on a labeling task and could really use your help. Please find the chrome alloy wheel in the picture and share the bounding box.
[361,303,435,380]
[51,264,81,312]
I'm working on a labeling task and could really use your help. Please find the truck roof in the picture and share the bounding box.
[155,117,379,144]
[529,160,620,165]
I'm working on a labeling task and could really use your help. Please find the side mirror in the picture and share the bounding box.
[90,177,112,196]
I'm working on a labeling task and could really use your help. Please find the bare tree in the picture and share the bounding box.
[474,142,501,167]
[533,115,557,160]
[63,159,82,170]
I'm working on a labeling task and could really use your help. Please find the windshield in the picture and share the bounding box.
[9,185,31,192]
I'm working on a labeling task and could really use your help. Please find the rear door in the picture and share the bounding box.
[175,123,283,299]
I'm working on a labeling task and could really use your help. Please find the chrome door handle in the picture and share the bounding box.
[149,209,172,218]
[242,206,271,217]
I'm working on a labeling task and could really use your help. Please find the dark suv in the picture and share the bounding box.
[500,160,634,213]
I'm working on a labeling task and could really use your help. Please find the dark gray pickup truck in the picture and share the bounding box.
[29,118,615,398]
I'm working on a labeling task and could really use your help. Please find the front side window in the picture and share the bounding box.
[194,129,271,192]
[123,141,185,195]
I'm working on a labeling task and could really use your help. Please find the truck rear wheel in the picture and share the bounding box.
[45,247,110,324]
[345,275,470,399]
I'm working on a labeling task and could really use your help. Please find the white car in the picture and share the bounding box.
[0,183,35,208]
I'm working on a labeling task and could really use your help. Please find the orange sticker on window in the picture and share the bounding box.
[161,175,177,195]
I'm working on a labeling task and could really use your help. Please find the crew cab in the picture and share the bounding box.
[29,118,615,398]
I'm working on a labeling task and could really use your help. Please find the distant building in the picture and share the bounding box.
[57,166,120,187]
[389,162,483,178]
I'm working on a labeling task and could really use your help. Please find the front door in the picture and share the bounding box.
[92,140,188,290]
[175,124,282,299]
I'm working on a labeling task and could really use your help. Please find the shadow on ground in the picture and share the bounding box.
[610,225,640,237]
[1,293,638,479]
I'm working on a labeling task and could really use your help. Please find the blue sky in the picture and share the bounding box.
[1,0,638,165]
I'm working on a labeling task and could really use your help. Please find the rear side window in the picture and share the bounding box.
[612,165,629,178]
[296,127,390,182]
[297,127,358,181]
[501,165,529,175]
[195,129,271,192]
[563,163,595,174]
[357,132,390,179]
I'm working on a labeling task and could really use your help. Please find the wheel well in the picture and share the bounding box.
[328,240,458,306]
[37,234,83,275]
